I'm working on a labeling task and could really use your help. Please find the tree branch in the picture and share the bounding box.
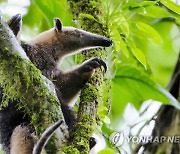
[63,1,110,153]
[0,12,68,153]
[138,53,180,154]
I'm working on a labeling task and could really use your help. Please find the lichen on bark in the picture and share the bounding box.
[63,0,110,153]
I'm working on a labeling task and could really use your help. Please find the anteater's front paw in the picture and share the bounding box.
[80,58,107,73]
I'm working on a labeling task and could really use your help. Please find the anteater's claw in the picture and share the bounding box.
[97,58,107,72]
[91,58,107,72]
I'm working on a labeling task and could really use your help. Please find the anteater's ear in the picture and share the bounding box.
[54,18,62,32]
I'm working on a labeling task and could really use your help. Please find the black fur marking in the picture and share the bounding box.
[0,15,111,153]
[60,104,76,129]
[0,87,30,154]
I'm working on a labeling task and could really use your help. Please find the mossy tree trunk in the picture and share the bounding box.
[0,1,111,152]
[63,1,110,153]
[137,54,180,154]
[0,13,68,154]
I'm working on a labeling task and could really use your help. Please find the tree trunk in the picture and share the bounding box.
[0,12,68,153]
[63,0,111,153]
[137,54,180,154]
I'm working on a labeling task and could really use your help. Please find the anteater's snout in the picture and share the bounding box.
[87,33,113,47]
[103,38,113,47]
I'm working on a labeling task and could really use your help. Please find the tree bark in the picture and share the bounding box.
[0,12,68,153]
[63,1,111,153]
[137,53,180,154]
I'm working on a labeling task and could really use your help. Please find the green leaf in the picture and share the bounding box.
[0,0,7,3]
[137,1,157,7]
[161,0,180,15]
[98,105,108,120]
[23,2,45,28]
[98,148,116,154]
[122,1,157,10]
[33,0,72,27]
[119,37,129,58]
[119,16,130,36]
[111,29,129,57]
[111,65,179,117]
[79,13,96,21]
[131,47,147,69]
[0,150,4,154]
[136,22,163,44]
[111,29,121,51]
[130,5,172,18]
[103,116,111,124]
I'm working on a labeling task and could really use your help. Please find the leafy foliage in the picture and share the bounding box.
[0,0,179,153]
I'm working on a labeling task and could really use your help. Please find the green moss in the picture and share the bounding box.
[0,49,61,153]
[64,0,111,153]
[45,135,59,154]
[80,83,98,103]
[62,146,80,154]
[62,114,94,154]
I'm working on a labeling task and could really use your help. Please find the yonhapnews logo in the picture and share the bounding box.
[109,131,180,147]
[109,131,124,146]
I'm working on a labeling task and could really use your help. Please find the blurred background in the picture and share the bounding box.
[0,0,180,153]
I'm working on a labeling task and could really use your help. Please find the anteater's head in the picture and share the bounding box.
[29,18,112,58]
